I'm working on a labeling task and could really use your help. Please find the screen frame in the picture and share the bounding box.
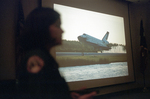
[42,0,135,91]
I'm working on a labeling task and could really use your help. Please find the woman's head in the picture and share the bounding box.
[20,7,63,51]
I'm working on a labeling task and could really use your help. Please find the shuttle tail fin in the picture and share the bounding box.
[102,31,109,41]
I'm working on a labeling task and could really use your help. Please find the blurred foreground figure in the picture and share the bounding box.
[17,7,96,99]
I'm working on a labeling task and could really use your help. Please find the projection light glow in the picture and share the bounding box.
[54,3,128,82]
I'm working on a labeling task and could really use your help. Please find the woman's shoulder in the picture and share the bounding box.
[26,49,48,56]
[24,49,53,61]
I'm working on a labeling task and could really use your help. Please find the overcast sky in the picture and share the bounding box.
[54,4,126,45]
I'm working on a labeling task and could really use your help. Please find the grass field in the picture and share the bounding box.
[56,54,127,67]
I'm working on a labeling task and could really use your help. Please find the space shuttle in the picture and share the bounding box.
[78,31,111,52]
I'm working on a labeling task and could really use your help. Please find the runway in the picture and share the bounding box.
[56,52,126,56]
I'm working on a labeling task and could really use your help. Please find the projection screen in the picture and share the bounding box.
[42,0,135,91]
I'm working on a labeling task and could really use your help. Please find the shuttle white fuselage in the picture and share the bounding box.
[78,32,111,51]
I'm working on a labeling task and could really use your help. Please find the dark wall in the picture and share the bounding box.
[129,2,150,87]
[0,0,17,80]
[0,0,39,97]
[0,0,39,81]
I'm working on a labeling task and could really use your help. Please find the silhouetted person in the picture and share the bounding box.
[17,7,96,99]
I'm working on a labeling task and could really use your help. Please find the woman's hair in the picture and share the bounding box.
[19,7,60,51]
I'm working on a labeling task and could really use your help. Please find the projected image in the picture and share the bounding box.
[54,4,128,82]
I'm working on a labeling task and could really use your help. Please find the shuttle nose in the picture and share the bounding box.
[78,36,86,42]
[78,36,82,41]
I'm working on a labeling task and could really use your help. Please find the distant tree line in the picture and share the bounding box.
[107,43,126,52]
[55,40,126,52]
